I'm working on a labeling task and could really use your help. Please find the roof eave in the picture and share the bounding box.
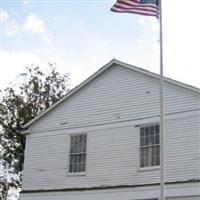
[21,128,31,135]
[23,59,117,129]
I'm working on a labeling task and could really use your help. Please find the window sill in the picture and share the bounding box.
[67,172,86,177]
[139,166,160,172]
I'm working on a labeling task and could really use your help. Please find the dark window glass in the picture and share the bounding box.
[140,125,160,168]
[69,134,87,173]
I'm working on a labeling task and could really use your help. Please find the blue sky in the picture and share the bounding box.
[1,0,200,90]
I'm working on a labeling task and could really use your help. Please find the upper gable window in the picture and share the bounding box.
[69,134,87,173]
[140,124,160,168]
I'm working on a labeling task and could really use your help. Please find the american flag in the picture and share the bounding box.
[111,0,159,17]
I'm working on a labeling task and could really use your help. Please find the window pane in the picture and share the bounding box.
[70,144,75,154]
[140,148,144,158]
[78,154,82,163]
[144,127,150,146]
[73,164,77,172]
[155,134,159,144]
[141,127,145,137]
[80,143,86,153]
[151,146,156,166]
[149,126,154,144]
[75,136,79,144]
[140,158,145,167]
[140,136,145,147]
[144,148,147,167]
[155,125,159,134]
[83,135,87,143]
[75,155,78,164]
[145,127,150,136]
[140,148,145,167]
[150,126,154,134]
[156,155,160,165]
[154,146,160,166]
[145,134,149,146]
[82,154,86,163]
[79,135,83,144]
[156,146,160,156]
[69,164,73,173]
[82,163,86,172]
[155,146,160,166]
[77,143,80,153]
[150,134,154,145]
[71,136,75,145]
[70,155,74,164]
[84,142,87,152]
[77,163,81,172]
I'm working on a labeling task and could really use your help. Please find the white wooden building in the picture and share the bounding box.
[20,59,200,200]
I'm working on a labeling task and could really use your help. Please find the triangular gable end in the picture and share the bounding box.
[22,59,200,134]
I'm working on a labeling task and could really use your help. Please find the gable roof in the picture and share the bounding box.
[22,59,200,131]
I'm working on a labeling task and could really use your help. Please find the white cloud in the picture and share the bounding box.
[162,0,200,88]
[0,49,73,90]
[23,13,46,33]
[21,0,29,6]
[0,50,44,89]
[42,33,53,46]
[2,12,53,46]
[0,10,9,22]
[132,1,200,88]
[0,10,21,37]
[2,12,46,36]
[22,13,53,46]
[5,20,21,37]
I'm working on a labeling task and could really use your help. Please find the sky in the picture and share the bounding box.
[0,0,200,91]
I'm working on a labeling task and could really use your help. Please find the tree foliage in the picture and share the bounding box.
[0,64,70,199]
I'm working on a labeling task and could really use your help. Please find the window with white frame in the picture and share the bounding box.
[69,134,87,173]
[140,124,160,168]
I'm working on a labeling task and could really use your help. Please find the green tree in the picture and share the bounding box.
[0,64,70,199]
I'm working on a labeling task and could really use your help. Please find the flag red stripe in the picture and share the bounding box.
[111,10,157,17]
[117,0,158,9]
[114,3,158,12]
[111,7,158,17]
[111,4,158,15]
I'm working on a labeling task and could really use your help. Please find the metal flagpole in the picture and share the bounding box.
[158,0,165,200]
[110,1,165,199]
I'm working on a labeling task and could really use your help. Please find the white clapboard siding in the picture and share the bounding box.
[29,65,200,133]
[22,64,200,191]
[22,112,200,190]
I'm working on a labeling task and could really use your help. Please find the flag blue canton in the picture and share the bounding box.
[141,0,158,6]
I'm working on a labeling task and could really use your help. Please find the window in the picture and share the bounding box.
[69,134,87,173]
[140,124,160,168]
